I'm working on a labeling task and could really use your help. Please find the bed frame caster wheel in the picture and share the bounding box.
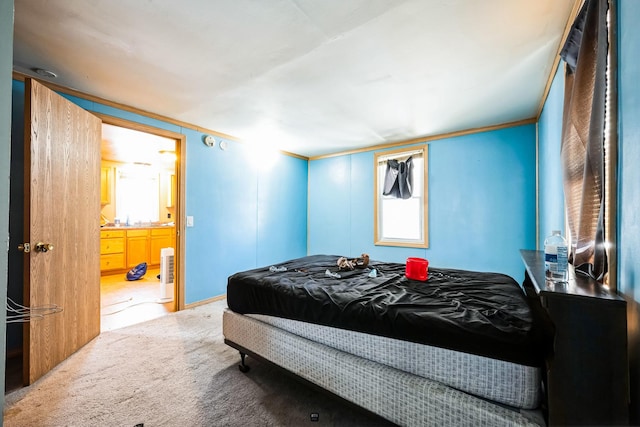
[238,352,250,373]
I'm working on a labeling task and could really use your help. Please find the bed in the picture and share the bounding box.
[222,255,553,426]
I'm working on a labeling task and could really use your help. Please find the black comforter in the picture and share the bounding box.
[227,255,552,366]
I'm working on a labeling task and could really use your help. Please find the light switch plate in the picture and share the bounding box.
[186,216,194,227]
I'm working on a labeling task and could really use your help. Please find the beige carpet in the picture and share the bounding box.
[4,299,392,426]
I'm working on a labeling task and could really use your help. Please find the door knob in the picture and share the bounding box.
[35,242,54,253]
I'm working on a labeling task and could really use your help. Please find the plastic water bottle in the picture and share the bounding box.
[544,230,568,282]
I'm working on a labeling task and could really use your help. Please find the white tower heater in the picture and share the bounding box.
[159,247,175,302]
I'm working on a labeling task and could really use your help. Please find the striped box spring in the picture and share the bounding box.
[246,313,542,409]
[223,309,544,427]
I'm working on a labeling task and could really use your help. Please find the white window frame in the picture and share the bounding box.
[374,145,429,248]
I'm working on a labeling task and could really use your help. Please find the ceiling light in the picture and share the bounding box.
[32,68,58,78]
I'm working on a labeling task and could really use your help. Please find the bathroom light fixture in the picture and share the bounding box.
[158,150,177,162]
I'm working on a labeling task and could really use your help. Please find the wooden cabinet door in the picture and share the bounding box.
[22,78,101,384]
[150,228,174,265]
[127,232,150,268]
[150,237,171,265]
[100,166,111,205]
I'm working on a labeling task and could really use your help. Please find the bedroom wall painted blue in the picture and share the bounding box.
[537,65,566,249]
[618,1,640,422]
[308,124,537,282]
[9,79,308,305]
[619,0,640,304]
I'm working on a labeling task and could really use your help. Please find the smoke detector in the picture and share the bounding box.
[33,68,58,78]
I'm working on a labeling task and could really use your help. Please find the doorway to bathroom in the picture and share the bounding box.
[98,118,185,332]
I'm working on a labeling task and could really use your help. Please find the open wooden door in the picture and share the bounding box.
[21,78,102,384]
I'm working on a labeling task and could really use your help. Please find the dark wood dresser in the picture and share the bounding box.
[520,250,629,426]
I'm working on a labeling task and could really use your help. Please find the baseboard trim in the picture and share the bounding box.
[184,294,226,309]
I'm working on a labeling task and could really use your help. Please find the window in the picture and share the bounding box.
[374,145,428,248]
[559,0,615,285]
[115,164,160,224]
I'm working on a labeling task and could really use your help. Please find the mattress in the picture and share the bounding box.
[245,312,541,409]
[227,255,552,367]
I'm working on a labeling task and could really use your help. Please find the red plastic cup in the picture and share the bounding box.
[405,257,429,281]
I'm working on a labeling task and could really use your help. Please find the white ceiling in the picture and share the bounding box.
[101,123,176,165]
[13,0,576,158]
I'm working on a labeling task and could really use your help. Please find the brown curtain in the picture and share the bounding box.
[560,0,609,281]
